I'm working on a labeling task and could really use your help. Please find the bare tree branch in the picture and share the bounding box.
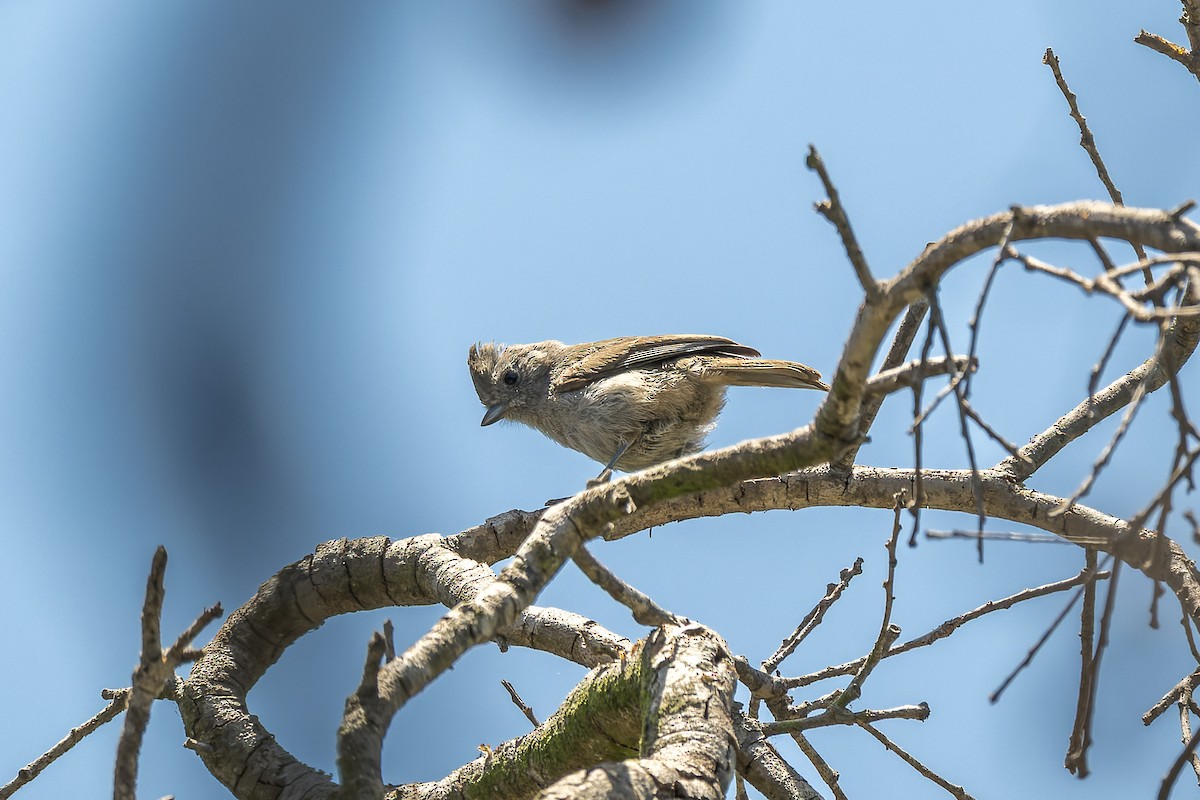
[1065,550,1099,776]
[1158,724,1200,800]
[762,557,864,674]
[831,495,903,709]
[165,202,1200,799]
[530,624,738,800]
[732,711,823,800]
[807,144,879,300]
[763,703,929,734]
[835,297,930,470]
[1042,49,1149,271]
[791,730,846,800]
[1146,668,1200,726]
[1136,29,1200,82]
[1,690,130,799]
[787,566,1108,689]
[500,680,540,727]
[865,356,975,397]
[572,544,680,627]
[114,548,221,800]
[857,722,975,800]
[996,279,1200,483]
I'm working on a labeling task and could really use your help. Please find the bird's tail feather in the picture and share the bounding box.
[697,357,829,391]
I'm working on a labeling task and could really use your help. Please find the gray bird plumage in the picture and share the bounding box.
[467,335,827,476]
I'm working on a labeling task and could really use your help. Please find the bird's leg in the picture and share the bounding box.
[546,440,633,505]
[587,440,631,488]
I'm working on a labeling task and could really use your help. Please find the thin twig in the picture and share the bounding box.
[500,680,539,727]
[806,145,880,299]
[1111,253,1200,281]
[788,566,1107,688]
[910,373,971,433]
[833,625,900,711]
[1065,550,1098,776]
[0,691,130,799]
[791,730,847,800]
[908,293,940,545]
[832,495,902,709]
[1089,314,1134,402]
[114,549,166,800]
[1184,611,1200,663]
[1146,667,1200,726]
[788,687,842,718]
[1150,498,1174,629]
[1177,687,1200,787]
[1069,559,1122,774]
[1042,47,1150,277]
[1089,236,1120,281]
[959,397,1033,466]
[963,222,1015,401]
[865,356,976,397]
[926,529,1075,544]
[1159,724,1200,800]
[763,703,929,733]
[990,556,1115,704]
[762,558,864,674]
[858,721,976,800]
[571,544,679,627]
[1012,251,1200,320]
[928,292,988,559]
[1127,447,1200,542]
[1042,48,1128,206]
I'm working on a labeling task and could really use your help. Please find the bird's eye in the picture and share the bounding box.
[502,369,519,386]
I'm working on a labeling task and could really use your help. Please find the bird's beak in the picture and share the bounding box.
[480,402,508,426]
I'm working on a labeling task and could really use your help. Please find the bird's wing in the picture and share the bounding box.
[555,335,760,392]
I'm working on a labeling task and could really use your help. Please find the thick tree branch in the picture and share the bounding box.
[732,710,823,800]
[389,643,643,800]
[533,624,738,800]
[174,202,1200,798]
[817,202,1200,447]
[178,462,1197,797]
[178,535,631,798]
[602,466,1200,619]
[834,298,930,469]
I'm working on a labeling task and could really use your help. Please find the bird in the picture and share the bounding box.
[467,334,827,483]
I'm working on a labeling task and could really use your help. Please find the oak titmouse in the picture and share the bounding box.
[467,335,827,480]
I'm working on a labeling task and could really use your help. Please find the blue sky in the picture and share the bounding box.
[2,2,1198,798]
